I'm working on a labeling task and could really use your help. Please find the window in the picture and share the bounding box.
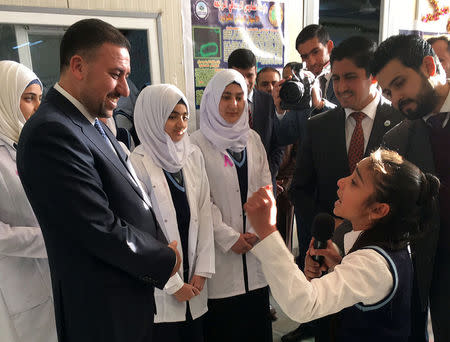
[319,0,381,44]
[0,8,163,95]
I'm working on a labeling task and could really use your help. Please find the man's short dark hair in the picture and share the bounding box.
[256,67,280,84]
[372,34,439,76]
[295,24,330,50]
[60,18,130,72]
[427,35,450,53]
[227,48,256,69]
[330,36,377,77]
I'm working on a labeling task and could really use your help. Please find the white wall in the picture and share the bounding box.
[0,0,186,92]
[381,0,450,38]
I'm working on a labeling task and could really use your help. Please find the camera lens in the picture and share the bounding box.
[279,81,305,105]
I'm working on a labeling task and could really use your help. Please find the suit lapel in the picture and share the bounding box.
[335,108,350,168]
[410,120,436,174]
[365,101,392,156]
[251,90,261,132]
[47,88,148,204]
[326,81,334,101]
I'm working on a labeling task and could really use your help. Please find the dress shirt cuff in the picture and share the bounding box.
[163,273,184,295]
[322,99,337,110]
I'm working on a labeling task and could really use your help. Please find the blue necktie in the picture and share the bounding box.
[94,118,109,142]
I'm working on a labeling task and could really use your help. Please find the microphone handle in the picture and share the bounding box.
[312,240,327,265]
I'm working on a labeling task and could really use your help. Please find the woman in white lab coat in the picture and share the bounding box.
[0,60,56,342]
[130,84,214,342]
[190,69,273,342]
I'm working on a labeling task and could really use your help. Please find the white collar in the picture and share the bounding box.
[344,89,381,120]
[316,62,331,80]
[343,230,363,255]
[54,83,96,125]
[248,89,254,103]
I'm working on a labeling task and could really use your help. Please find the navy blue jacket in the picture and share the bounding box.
[17,88,175,342]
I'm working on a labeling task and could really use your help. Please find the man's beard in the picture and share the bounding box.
[398,76,439,120]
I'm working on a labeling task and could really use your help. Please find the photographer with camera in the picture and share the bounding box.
[273,25,340,149]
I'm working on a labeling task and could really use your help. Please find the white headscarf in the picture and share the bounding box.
[134,84,194,173]
[199,69,249,153]
[0,60,42,144]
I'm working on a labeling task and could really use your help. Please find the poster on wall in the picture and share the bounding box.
[191,0,285,108]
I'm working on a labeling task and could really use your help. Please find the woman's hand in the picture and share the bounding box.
[190,275,206,292]
[244,185,277,240]
[308,238,342,271]
[243,232,259,247]
[231,233,253,254]
[173,283,200,302]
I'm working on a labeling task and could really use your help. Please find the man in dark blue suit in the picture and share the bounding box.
[17,19,180,342]
[374,34,450,342]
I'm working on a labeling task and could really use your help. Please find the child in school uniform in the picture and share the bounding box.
[245,148,440,342]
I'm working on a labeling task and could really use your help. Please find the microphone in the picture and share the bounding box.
[311,213,335,266]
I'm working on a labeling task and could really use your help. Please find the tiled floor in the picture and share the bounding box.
[271,294,314,342]
[271,220,314,342]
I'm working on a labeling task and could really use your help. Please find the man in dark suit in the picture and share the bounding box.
[17,19,180,342]
[287,36,403,341]
[227,48,284,188]
[373,34,450,342]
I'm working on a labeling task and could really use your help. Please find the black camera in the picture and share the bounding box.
[279,70,313,111]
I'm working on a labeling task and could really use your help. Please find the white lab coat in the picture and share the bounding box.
[190,130,272,299]
[0,137,56,342]
[131,145,215,322]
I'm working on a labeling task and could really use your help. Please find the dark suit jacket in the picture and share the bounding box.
[17,88,176,342]
[289,96,403,233]
[382,119,439,310]
[324,77,339,108]
[252,88,284,181]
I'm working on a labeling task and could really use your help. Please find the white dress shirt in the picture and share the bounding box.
[316,62,332,99]
[251,230,393,323]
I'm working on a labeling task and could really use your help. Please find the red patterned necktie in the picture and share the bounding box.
[348,112,366,173]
